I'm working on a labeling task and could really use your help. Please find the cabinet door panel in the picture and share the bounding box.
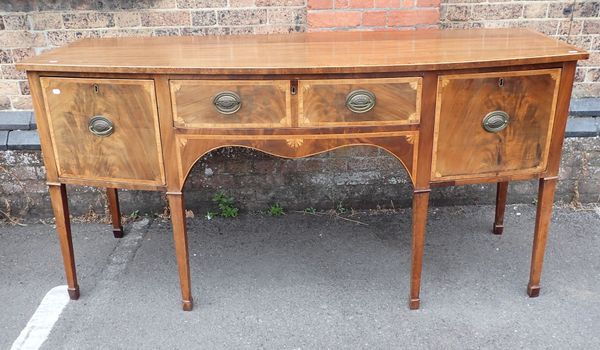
[432,69,561,180]
[41,77,164,186]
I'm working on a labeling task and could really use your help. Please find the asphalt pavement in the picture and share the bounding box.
[1,204,599,349]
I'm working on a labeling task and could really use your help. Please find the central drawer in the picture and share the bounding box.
[170,80,291,128]
[298,77,421,127]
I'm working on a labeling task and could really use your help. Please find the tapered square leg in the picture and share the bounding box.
[49,184,79,300]
[167,192,193,311]
[493,182,509,235]
[409,189,430,310]
[527,177,558,298]
[106,188,123,238]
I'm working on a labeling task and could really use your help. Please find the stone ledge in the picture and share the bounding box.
[0,111,35,131]
[7,130,41,150]
[0,131,8,151]
[565,117,599,138]
[570,98,600,117]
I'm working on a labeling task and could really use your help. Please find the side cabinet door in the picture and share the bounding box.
[432,69,561,181]
[41,77,165,186]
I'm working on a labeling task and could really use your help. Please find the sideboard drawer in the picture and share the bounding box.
[40,77,165,185]
[170,80,291,128]
[298,77,421,127]
[432,69,561,180]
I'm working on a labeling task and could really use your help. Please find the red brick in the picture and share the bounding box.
[402,0,413,7]
[349,0,373,9]
[387,9,439,26]
[374,0,399,8]
[416,0,439,7]
[335,0,349,8]
[308,11,362,28]
[363,11,386,26]
[308,0,332,9]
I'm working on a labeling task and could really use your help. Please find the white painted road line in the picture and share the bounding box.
[11,285,70,350]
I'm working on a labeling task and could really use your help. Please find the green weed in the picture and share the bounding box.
[211,192,239,218]
[267,203,285,216]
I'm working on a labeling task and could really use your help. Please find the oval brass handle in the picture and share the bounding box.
[213,91,242,114]
[482,111,510,133]
[88,115,114,137]
[346,89,376,114]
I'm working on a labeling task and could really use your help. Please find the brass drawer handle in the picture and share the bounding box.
[482,111,510,133]
[213,91,242,114]
[346,89,376,113]
[88,115,114,137]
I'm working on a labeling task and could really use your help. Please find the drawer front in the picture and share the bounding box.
[298,77,421,127]
[432,69,561,180]
[40,77,164,185]
[170,80,291,128]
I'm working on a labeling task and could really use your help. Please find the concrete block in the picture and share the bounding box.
[29,112,37,130]
[570,98,600,117]
[565,117,598,138]
[0,130,8,150]
[7,130,40,150]
[0,111,33,130]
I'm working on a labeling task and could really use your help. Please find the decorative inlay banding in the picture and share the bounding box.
[286,138,304,148]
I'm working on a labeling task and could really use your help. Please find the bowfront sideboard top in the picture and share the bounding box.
[19,28,586,74]
[17,28,588,312]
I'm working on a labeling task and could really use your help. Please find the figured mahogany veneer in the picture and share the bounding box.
[40,77,165,186]
[299,77,421,126]
[17,28,588,312]
[171,80,291,129]
[432,69,561,180]
[175,131,419,187]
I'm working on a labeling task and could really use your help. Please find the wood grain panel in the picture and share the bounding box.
[41,77,164,186]
[28,72,60,183]
[174,132,418,190]
[298,77,421,127]
[414,72,437,190]
[16,29,587,75]
[155,76,185,192]
[542,61,577,178]
[431,69,561,181]
[170,80,291,129]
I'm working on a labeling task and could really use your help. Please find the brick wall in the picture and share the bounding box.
[2,137,599,220]
[1,1,599,110]
[440,0,600,98]
[307,0,439,31]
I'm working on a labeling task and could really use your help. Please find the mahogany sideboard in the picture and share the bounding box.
[17,29,588,311]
